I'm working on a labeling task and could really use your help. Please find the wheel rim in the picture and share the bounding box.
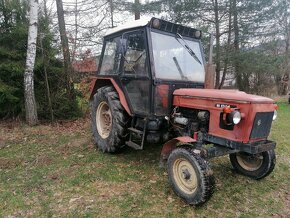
[172,158,197,195]
[236,153,263,171]
[96,101,112,139]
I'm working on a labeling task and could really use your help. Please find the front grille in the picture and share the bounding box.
[250,112,274,139]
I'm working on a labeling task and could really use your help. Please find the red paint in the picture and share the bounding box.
[173,88,277,143]
[160,136,196,161]
[89,77,132,116]
[174,89,274,104]
[89,77,97,94]
[156,85,169,107]
[175,136,196,143]
[193,132,198,140]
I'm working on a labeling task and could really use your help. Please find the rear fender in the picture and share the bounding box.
[89,77,132,116]
[160,136,196,167]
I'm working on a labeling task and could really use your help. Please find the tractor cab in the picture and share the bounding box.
[96,17,205,117]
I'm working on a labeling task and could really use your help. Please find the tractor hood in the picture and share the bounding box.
[173,89,274,104]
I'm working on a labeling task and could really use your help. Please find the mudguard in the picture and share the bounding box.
[160,136,196,167]
[89,77,132,116]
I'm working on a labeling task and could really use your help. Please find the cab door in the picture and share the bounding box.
[120,30,151,115]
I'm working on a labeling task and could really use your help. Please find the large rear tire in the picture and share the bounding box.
[167,148,215,205]
[91,86,129,153]
[229,150,276,179]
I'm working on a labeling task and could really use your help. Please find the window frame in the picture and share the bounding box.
[97,35,122,76]
[120,29,150,79]
[148,28,206,82]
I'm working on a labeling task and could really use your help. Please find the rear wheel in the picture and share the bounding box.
[167,148,215,205]
[229,150,276,179]
[91,86,129,153]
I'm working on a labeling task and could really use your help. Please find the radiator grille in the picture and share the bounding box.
[250,112,274,139]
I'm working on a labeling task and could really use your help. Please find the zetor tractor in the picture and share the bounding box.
[89,18,278,205]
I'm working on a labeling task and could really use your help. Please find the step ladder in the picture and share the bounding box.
[125,118,147,150]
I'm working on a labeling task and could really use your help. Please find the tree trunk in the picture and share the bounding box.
[134,0,140,20]
[233,0,242,90]
[72,0,78,61]
[282,6,289,95]
[213,0,221,89]
[24,0,38,125]
[56,0,74,99]
[219,0,232,89]
[42,0,54,122]
[109,0,114,27]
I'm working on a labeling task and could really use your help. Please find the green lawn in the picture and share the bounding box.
[0,101,289,217]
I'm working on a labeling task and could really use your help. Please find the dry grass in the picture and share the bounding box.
[0,102,289,217]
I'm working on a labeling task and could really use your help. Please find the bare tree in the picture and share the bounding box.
[61,0,111,58]
[56,0,74,99]
[277,0,290,95]
[24,0,39,125]
[219,0,232,89]
[213,0,221,88]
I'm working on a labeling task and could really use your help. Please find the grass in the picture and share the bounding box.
[0,101,290,217]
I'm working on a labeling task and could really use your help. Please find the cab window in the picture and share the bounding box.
[99,37,121,75]
[123,31,148,77]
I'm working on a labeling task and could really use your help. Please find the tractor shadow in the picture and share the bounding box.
[113,142,164,169]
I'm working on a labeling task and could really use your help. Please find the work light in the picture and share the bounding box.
[152,18,161,29]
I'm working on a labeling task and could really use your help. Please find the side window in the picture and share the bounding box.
[123,31,148,76]
[99,37,120,75]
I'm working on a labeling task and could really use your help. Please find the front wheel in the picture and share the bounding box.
[229,149,276,179]
[167,148,215,205]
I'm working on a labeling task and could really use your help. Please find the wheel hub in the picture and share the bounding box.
[182,169,191,180]
[96,101,112,139]
[173,158,197,195]
[236,153,263,171]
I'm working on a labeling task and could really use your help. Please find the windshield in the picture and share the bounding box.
[151,31,205,82]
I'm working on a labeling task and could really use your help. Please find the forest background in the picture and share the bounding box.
[0,0,289,122]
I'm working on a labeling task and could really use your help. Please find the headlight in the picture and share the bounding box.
[273,110,277,120]
[227,111,241,125]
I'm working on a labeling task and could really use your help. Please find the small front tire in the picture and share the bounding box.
[167,148,215,205]
[229,149,276,179]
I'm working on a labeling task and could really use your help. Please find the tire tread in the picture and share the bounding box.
[91,86,129,153]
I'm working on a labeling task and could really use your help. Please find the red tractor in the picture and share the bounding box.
[89,18,278,205]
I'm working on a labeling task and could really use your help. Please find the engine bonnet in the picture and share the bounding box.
[173,89,274,104]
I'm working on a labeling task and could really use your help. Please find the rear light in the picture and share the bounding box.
[227,111,241,125]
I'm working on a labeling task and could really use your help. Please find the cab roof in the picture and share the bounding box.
[104,17,202,40]
[105,18,151,37]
